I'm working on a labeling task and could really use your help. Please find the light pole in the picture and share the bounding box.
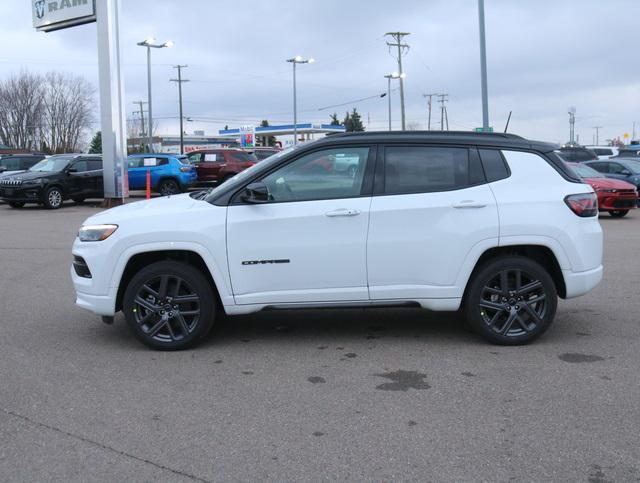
[478,0,490,131]
[286,56,314,145]
[137,37,173,152]
[384,72,405,131]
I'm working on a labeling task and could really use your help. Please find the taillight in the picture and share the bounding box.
[564,193,598,217]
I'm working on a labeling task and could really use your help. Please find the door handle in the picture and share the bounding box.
[452,200,487,209]
[325,208,361,217]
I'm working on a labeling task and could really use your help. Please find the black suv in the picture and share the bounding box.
[0,154,46,175]
[556,146,598,162]
[0,154,104,209]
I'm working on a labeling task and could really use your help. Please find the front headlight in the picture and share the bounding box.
[78,224,118,242]
[22,179,44,186]
[597,189,617,193]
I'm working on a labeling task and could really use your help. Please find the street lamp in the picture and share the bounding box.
[384,72,405,131]
[286,56,314,145]
[137,37,173,152]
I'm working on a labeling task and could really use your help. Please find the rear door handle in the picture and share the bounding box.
[325,209,361,217]
[452,200,487,209]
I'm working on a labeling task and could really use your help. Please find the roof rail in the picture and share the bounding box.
[331,130,524,140]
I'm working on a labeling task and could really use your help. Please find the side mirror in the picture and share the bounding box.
[242,182,270,203]
[66,167,77,173]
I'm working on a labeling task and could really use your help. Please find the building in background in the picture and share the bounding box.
[127,133,238,154]
[219,123,346,146]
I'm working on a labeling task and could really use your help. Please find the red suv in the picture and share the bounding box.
[186,149,258,185]
[567,162,638,217]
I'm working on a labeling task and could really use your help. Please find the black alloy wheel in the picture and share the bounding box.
[123,261,215,350]
[158,179,180,196]
[465,256,557,345]
[609,210,629,218]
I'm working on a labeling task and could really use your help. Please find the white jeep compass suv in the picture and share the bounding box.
[72,132,603,350]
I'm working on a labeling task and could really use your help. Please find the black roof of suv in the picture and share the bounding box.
[204,131,577,206]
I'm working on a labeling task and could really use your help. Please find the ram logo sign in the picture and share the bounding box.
[32,0,96,32]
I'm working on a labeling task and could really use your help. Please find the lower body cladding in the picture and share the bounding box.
[71,263,602,317]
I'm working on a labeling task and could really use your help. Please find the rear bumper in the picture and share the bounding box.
[563,265,603,299]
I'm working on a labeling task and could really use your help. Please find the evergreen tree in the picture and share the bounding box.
[329,113,341,125]
[259,120,277,147]
[88,131,102,154]
[343,108,365,132]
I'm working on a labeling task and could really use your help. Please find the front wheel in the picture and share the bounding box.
[43,187,64,209]
[8,201,25,208]
[158,179,180,196]
[464,256,557,345]
[122,261,216,350]
[608,210,629,218]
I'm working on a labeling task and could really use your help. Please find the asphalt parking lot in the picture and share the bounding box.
[1,201,639,482]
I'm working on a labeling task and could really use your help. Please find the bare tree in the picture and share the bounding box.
[42,72,95,153]
[0,71,45,150]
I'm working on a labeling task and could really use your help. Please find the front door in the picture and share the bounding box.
[367,145,499,300]
[226,145,374,305]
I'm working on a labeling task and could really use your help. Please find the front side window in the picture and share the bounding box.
[383,146,483,195]
[587,162,607,173]
[87,160,103,171]
[260,147,370,202]
[608,163,627,174]
[70,160,89,172]
[187,152,202,163]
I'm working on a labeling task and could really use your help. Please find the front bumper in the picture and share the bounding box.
[0,186,42,202]
[598,193,637,211]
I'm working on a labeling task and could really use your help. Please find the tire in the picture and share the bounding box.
[43,186,64,209]
[158,179,180,196]
[122,261,216,350]
[8,202,25,208]
[71,197,85,204]
[464,256,557,345]
[609,210,629,218]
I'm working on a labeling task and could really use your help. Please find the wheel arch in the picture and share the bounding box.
[115,249,224,312]
[464,244,567,300]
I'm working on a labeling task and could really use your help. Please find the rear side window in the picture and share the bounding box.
[383,146,483,195]
[479,149,510,182]
[573,149,597,162]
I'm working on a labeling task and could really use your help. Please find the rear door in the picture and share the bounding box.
[197,151,225,183]
[127,157,145,189]
[86,159,103,196]
[366,145,499,300]
[67,160,92,196]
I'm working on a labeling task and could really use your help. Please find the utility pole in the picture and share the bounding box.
[133,100,147,136]
[423,93,439,131]
[477,0,490,130]
[592,126,602,146]
[437,94,449,131]
[385,32,410,130]
[170,65,189,154]
[633,121,636,141]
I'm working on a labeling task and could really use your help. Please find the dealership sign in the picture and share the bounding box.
[32,0,96,32]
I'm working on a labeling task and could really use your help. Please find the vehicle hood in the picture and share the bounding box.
[84,193,201,225]
[0,170,26,178]
[1,170,57,182]
[584,177,637,191]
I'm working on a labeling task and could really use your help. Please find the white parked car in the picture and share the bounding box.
[584,145,619,159]
[72,132,603,350]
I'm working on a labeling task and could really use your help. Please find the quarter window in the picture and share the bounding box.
[260,147,370,202]
[383,146,483,194]
[479,149,510,182]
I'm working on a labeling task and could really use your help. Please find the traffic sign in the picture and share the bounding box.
[474,127,494,132]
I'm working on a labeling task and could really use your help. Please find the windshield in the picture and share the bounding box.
[202,145,299,202]
[0,158,22,171]
[29,157,72,172]
[571,164,604,178]
[623,159,640,173]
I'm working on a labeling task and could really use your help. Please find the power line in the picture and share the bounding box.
[385,32,410,130]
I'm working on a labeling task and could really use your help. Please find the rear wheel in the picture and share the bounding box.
[465,256,557,345]
[8,202,25,208]
[609,210,629,218]
[43,187,63,209]
[122,261,216,350]
[158,179,180,196]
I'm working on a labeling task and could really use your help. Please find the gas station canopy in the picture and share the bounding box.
[218,123,346,137]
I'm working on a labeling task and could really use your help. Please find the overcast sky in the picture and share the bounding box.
[1,0,638,144]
